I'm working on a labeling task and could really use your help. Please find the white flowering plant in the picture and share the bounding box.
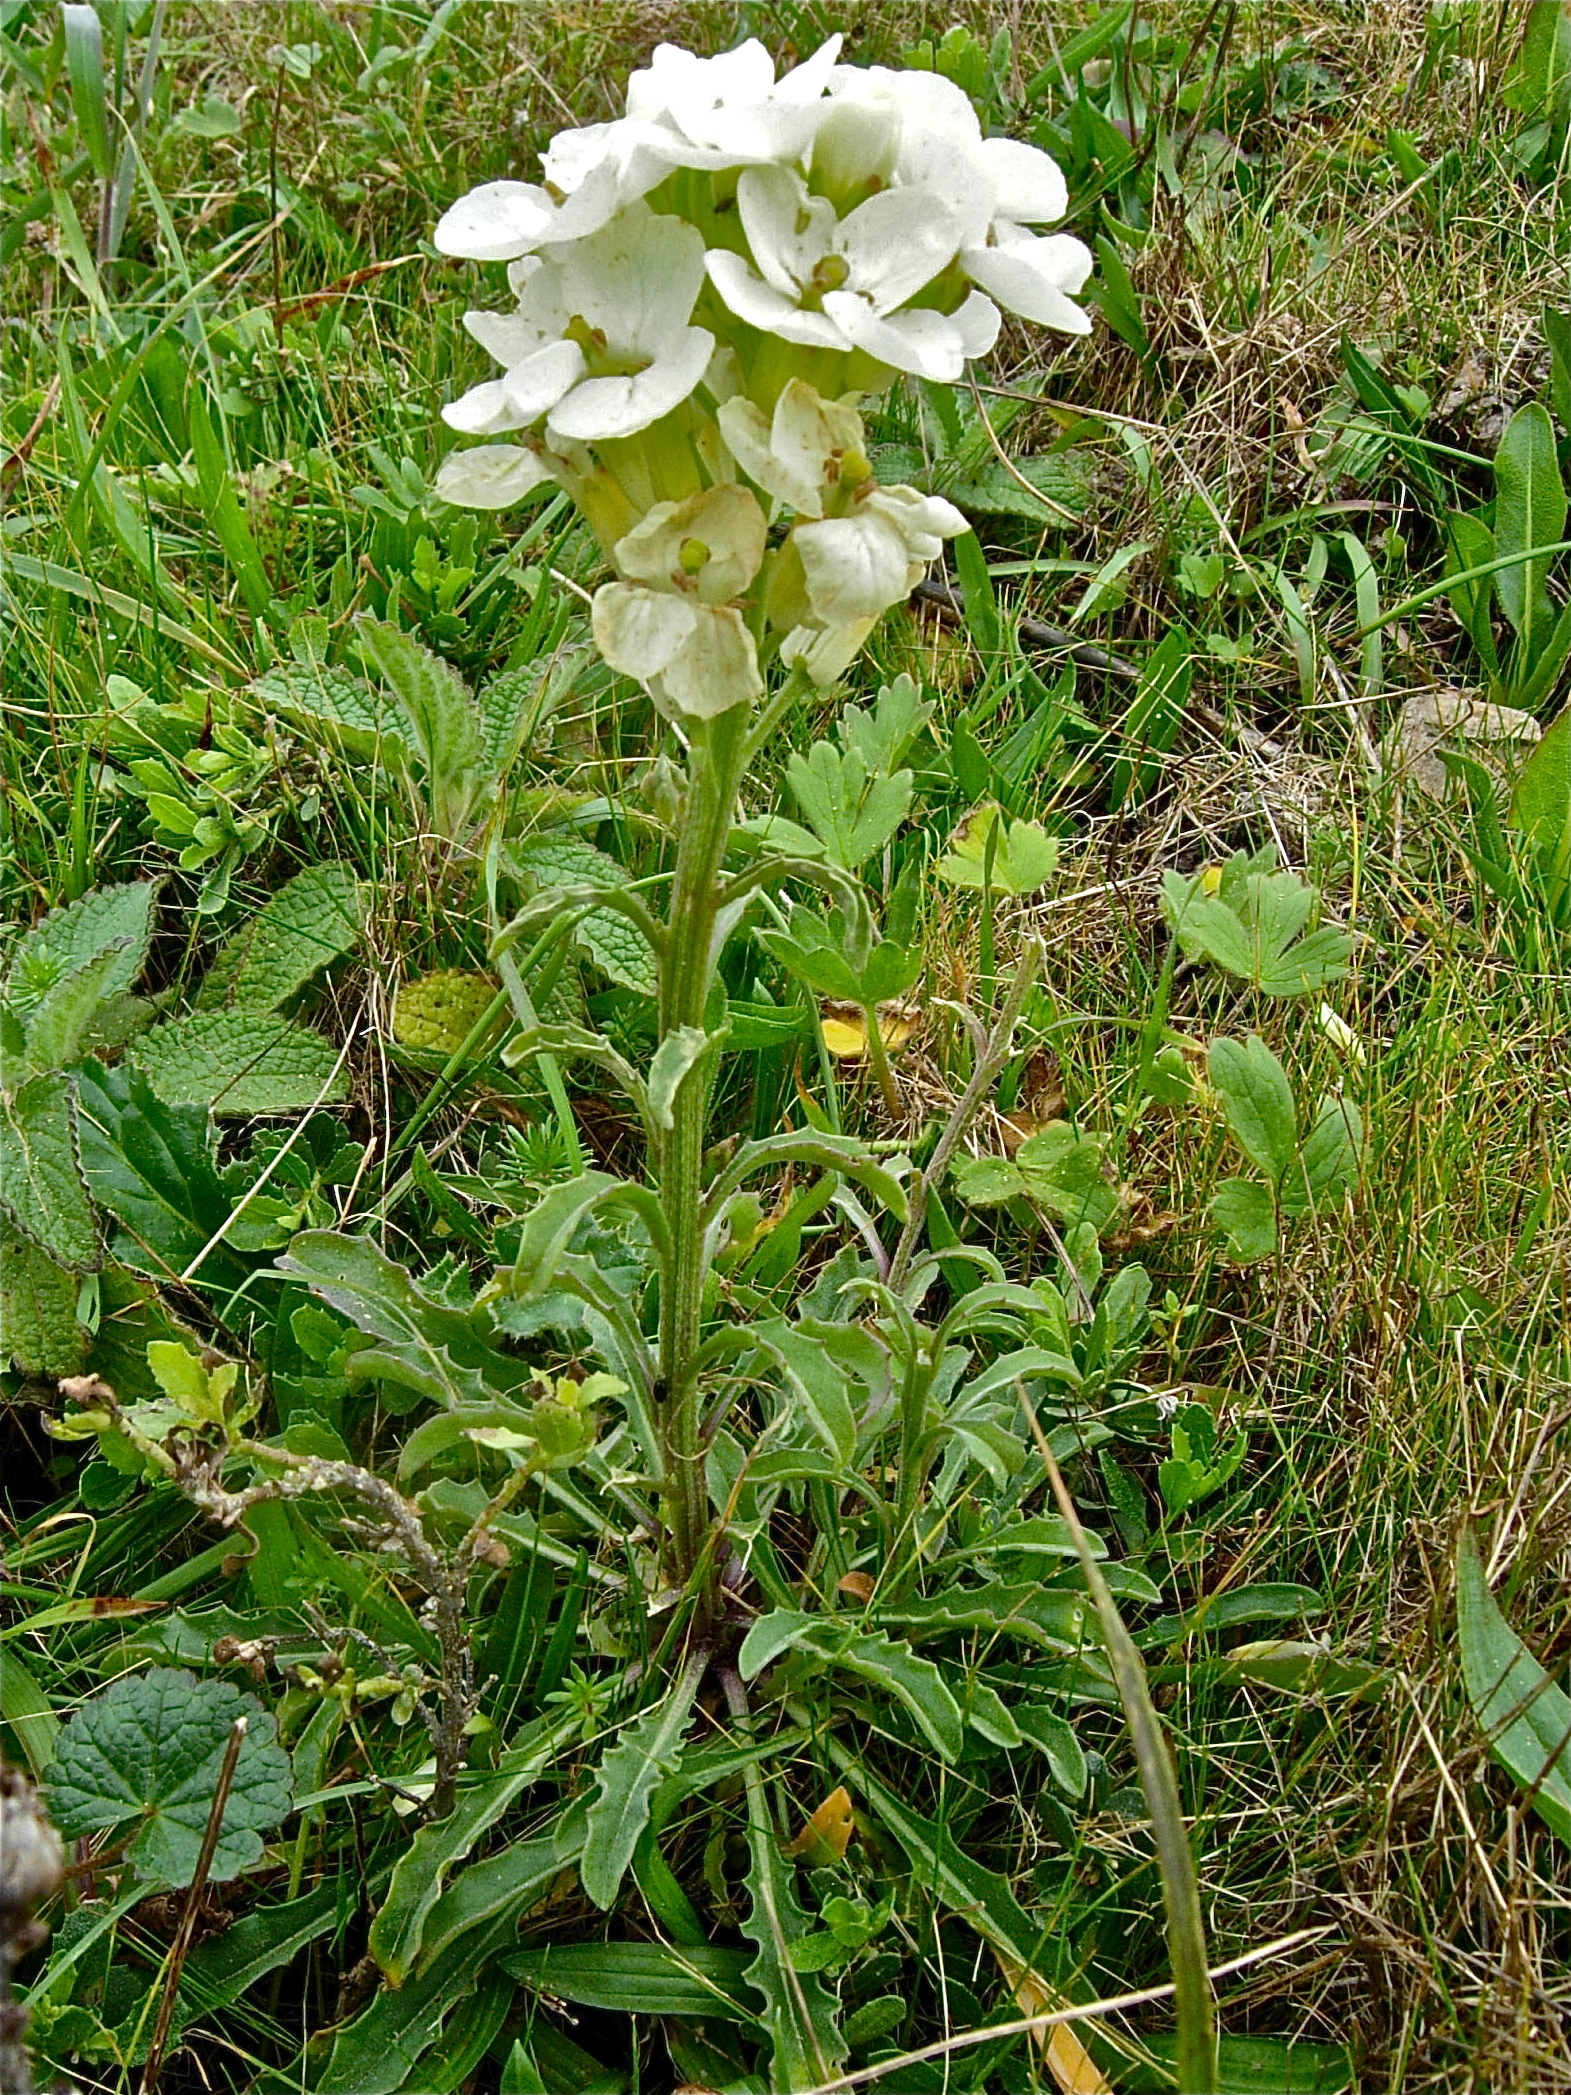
[430,34,1093,1622]
[414,47,1114,2052]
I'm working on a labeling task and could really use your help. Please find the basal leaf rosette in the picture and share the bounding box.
[432,34,1094,701]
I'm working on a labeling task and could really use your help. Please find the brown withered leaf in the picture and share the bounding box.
[836,1571,875,1605]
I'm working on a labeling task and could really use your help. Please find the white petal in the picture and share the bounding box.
[736,165,831,296]
[829,64,978,145]
[539,158,626,242]
[567,205,706,355]
[655,606,762,719]
[463,307,555,368]
[442,377,528,437]
[498,339,587,421]
[717,397,793,506]
[541,123,620,194]
[776,33,844,102]
[962,232,1093,333]
[895,131,993,246]
[810,98,901,202]
[793,512,912,623]
[954,288,1002,358]
[547,326,714,443]
[592,583,696,679]
[838,187,958,311]
[706,252,847,348]
[820,292,967,380]
[863,483,970,562]
[434,181,554,261]
[976,137,1069,224]
[781,615,877,685]
[434,445,555,510]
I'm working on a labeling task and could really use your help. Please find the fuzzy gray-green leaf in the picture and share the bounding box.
[0,1071,99,1271]
[128,1011,346,1115]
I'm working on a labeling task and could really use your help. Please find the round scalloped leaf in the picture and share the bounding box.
[45,1668,293,1887]
[392,970,499,1055]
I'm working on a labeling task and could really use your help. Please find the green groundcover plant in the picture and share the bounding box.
[39,9,1571,2091]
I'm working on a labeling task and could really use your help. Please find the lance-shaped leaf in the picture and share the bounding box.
[0,1071,99,1271]
[581,1661,703,1910]
[1457,1530,1571,1842]
[357,619,487,837]
[1493,401,1567,645]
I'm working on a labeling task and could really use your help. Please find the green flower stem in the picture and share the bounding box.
[861,1000,901,1119]
[655,703,751,1593]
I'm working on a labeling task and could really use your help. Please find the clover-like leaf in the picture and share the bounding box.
[46,1668,293,1886]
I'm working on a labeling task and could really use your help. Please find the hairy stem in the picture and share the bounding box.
[655,706,751,1597]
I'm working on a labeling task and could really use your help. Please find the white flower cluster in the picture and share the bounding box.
[433,36,1093,717]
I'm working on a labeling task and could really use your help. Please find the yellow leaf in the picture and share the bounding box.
[821,1015,868,1058]
[785,1785,855,1865]
[993,1952,1114,2095]
[820,1006,917,1059]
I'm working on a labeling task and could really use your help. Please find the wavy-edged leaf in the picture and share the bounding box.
[197,862,362,1012]
[45,1668,292,1887]
[0,1221,82,1373]
[1458,1531,1571,1841]
[0,1071,99,1270]
[751,1321,856,1465]
[581,1661,703,1910]
[278,1231,529,1410]
[22,939,136,1071]
[370,1715,571,1983]
[885,1581,1089,1652]
[128,1010,346,1116]
[740,1774,846,2091]
[253,657,411,768]
[511,834,658,994]
[834,1633,964,1758]
[5,884,158,1013]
